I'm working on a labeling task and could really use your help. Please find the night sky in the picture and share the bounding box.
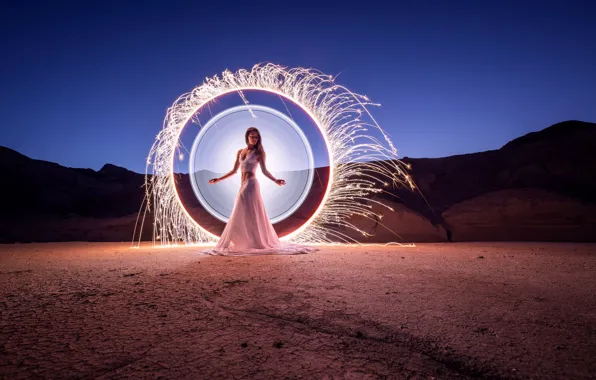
[2,0,595,174]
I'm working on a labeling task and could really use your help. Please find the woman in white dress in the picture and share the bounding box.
[201,127,317,256]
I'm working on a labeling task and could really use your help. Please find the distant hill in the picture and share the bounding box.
[1,120,595,243]
[390,120,596,241]
[0,147,149,242]
[0,147,145,217]
[501,120,594,149]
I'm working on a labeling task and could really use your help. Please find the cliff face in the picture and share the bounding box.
[0,148,146,218]
[1,120,595,243]
[392,120,596,241]
[0,147,149,243]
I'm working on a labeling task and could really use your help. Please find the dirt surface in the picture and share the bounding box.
[1,242,595,379]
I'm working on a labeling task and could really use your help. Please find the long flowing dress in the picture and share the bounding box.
[201,150,318,256]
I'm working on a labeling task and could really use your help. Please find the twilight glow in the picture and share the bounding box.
[134,63,415,246]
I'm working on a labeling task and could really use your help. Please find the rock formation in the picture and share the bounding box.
[1,120,594,243]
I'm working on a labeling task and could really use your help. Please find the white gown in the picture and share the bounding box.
[201,150,318,256]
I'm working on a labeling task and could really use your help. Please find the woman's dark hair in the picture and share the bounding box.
[245,127,264,156]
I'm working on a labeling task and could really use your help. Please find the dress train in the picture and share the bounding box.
[201,151,317,256]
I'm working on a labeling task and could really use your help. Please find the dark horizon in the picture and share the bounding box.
[3,118,594,175]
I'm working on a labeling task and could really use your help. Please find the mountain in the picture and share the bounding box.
[0,147,150,242]
[1,120,595,243]
[389,120,596,241]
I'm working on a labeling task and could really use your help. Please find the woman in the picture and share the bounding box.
[201,127,317,256]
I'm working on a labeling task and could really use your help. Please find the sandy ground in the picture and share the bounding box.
[0,242,595,379]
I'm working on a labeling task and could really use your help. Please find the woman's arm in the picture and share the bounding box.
[260,151,286,186]
[209,149,241,184]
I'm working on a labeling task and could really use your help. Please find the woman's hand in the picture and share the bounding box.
[275,179,286,186]
[208,178,220,184]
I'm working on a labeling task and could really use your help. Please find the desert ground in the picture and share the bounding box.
[1,242,595,379]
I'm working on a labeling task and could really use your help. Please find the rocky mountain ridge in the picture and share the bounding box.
[1,120,594,243]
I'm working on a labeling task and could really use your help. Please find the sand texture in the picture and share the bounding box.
[1,242,595,379]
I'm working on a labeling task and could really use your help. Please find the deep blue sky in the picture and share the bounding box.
[2,0,595,173]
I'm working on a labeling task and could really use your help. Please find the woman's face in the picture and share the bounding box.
[247,131,259,146]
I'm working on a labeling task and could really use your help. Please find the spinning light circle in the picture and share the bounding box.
[137,63,415,246]
[188,104,315,224]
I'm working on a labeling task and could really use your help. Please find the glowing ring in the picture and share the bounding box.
[188,104,316,225]
[172,87,331,242]
[141,64,414,246]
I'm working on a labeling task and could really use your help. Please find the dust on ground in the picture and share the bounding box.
[1,242,595,379]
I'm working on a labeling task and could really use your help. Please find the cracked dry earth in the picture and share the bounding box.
[0,243,595,379]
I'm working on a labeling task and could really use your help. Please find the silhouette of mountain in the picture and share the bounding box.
[1,120,595,243]
[501,120,594,149]
[386,120,596,241]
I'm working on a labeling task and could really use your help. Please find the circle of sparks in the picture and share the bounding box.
[136,63,414,246]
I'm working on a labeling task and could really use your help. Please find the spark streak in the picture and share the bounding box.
[135,63,414,247]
